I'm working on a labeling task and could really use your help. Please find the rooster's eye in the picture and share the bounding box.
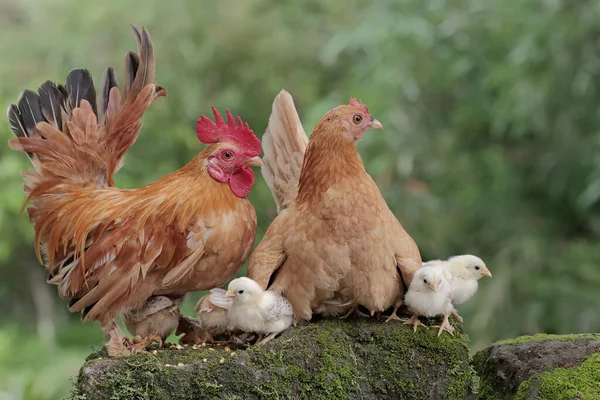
[353,114,363,124]
[223,151,233,160]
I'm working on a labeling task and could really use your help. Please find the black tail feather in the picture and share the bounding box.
[18,90,44,138]
[65,69,97,115]
[38,81,64,129]
[123,51,140,99]
[98,67,118,124]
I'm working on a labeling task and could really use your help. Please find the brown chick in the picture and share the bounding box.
[248,91,422,322]
[176,289,230,344]
[122,295,183,350]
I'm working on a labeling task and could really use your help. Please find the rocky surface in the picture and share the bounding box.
[72,317,474,400]
[472,333,600,400]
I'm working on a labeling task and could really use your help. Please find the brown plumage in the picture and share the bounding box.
[248,91,421,322]
[176,290,229,344]
[122,295,183,348]
[8,26,261,355]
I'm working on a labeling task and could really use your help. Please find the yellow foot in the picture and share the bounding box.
[132,334,163,351]
[451,310,463,323]
[432,315,455,337]
[385,310,403,323]
[403,315,427,332]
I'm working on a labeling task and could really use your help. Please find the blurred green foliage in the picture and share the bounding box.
[1,0,600,398]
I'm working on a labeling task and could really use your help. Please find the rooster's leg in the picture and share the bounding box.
[104,321,136,356]
[403,315,427,332]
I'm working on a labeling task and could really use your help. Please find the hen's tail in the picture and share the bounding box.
[8,25,166,194]
[261,90,308,212]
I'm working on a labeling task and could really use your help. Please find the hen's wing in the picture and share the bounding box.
[261,90,308,212]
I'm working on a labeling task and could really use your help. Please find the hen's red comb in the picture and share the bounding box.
[196,106,261,156]
[349,98,369,115]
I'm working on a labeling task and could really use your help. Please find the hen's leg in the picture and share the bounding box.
[451,310,463,323]
[403,315,427,332]
[432,314,455,337]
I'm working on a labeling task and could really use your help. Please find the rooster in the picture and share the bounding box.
[247,91,421,322]
[7,26,262,355]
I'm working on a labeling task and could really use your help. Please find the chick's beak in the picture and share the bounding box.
[428,279,438,293]
[244,156,263,167]
[224,290,235,298]
[481,267,492,278]
[367,118,383,130]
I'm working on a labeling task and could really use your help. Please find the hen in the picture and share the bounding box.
[8,26,262,355]
[247,91,421,322]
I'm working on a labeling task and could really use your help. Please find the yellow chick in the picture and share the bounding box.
[403,266,454,336]
[177,289,230,345]
[224,277,293,346]
[424,255,491,322]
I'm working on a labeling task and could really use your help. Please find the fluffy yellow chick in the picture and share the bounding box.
[403,266,454,336]
[224,277,293,346]
[424,255,491,322]
[123,295,183,348]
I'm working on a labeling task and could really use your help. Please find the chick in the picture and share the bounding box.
[403,266,454,336]
[123,295,183,348]
[225,277,293,346]
[425,255,491,322]
[176,289,231,345]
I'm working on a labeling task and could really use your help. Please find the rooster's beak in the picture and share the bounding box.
[224,290,235,298]
[245,156,263,167]
[368,118,383,130]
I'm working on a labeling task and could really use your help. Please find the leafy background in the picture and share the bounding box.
[1,0,600,398]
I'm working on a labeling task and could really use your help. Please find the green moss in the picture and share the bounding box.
[74,318,472,400]
[497,333,600,345]
[471,347,504,400]
[515,353,600,400]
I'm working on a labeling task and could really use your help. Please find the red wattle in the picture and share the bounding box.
[228,166,255,198]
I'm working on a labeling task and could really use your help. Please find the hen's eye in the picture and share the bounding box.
[475,266,480,270]
[223,151,233,160]
[238,289,244,294]
[353,114,363,124]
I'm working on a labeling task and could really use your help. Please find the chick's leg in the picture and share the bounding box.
[385,298,404,323]
[403,315,427,332]
[432,314,455,337]
[132,334,163,351]
[256,331,282,346]
[451,310,463,323]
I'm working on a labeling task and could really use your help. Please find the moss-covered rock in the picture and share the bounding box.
[72,318,473,400]
[472,333,600,400]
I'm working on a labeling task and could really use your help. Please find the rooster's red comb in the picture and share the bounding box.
[196,106,261,156]
[349,98,369,115]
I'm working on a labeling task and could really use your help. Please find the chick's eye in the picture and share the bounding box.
[475,266,480,270]
[423,279,428,284]
[222,151,233,160]
[238,290,244,294]
[353,114,363,124]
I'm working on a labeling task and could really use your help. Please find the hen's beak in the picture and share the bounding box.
[481,267,492,278]
[428,278,438,293]
[368,118,383,130]
[224,290,235,298]
[244,156,263,167]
